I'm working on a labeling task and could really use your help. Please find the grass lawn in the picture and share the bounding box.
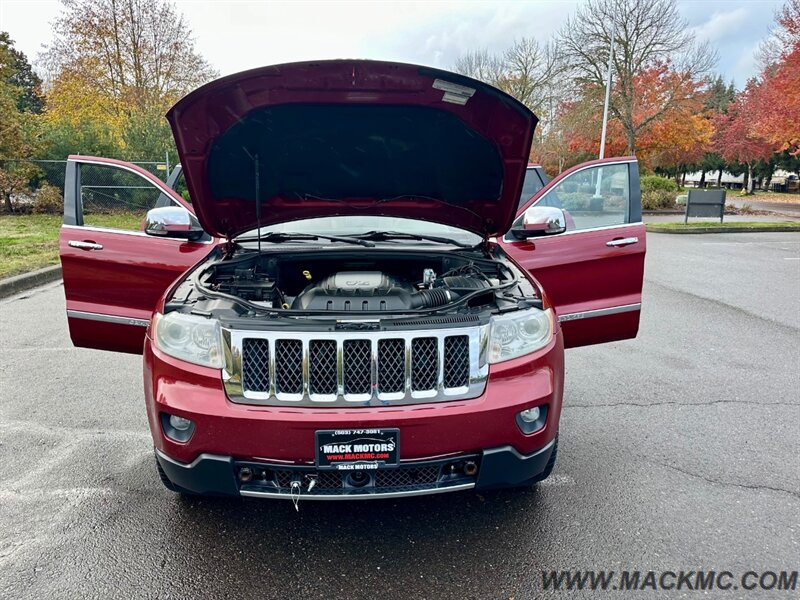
[647,221,800,232]
[0,213,143,279]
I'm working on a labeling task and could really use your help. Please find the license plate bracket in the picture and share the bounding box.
[315,428,400,471]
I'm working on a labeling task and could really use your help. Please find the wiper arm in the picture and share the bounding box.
[355,230,475,248]
[239,232,375,247]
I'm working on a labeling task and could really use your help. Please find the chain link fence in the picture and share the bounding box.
[0,158,169,214]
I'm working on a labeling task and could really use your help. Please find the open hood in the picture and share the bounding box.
[167,60,537,240]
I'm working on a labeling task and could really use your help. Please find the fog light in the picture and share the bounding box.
[516,405,547,434]
[519,407,540,423]
[169,415,193,431]
[161,412,195,442]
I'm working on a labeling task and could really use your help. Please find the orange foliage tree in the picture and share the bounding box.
[558,64,712,174]
[751,0,800,155]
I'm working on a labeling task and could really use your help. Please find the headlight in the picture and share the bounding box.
[489,308,554,363]
[152,312,224,368]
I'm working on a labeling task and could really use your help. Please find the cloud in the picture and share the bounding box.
[690,8,749,43]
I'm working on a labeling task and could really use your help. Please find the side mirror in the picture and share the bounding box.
[144,206,204,241]
[510,206,567,240]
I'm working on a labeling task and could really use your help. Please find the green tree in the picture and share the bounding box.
[41,0,218,160]
[0,32,44,113]
[0,34,42,212]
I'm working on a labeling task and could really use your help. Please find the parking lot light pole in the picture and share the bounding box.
[595,20,616,200]
[599,20,616,161]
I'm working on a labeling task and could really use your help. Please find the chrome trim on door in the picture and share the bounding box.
[68,240,104,250]
[558,303,641,322]
[67,309,150,327]
[606,237,639,247]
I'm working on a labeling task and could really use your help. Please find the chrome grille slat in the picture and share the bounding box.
[377,339,405,393]
[443,335,470,389]
[343,339,372,396]
[309,340,337,395]
[274,339,303,395]
[230,326,489,407]
[411,337,438,391]
[241,338,270,393]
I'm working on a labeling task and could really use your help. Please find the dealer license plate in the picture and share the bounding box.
[315,428,400,471]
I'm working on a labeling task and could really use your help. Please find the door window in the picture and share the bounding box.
[531,163,631,231]
[80,163,179,231]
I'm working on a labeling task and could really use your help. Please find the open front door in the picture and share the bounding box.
[499,157,646,348]
[59,156,218,354]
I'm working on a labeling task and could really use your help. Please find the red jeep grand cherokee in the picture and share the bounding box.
[59,60,645,501]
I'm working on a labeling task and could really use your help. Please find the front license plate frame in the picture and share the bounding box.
[315,428,400,471]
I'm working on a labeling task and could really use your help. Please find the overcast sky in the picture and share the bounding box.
[0,0,784,89]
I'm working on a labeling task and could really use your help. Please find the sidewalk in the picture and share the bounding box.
[644,213,800,224]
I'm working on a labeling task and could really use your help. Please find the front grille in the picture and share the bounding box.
[233,326,486,406]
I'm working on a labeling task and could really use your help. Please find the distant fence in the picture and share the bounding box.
[0,158,169,213]
[0,159,168,191]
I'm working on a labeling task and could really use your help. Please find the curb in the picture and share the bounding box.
[0,265,62,299]
[646,225,800,234]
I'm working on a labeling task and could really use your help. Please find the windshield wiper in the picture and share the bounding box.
[238,232,375,247]
[354,230,475,248]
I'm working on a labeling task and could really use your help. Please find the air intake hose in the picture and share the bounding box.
[409,288,455,309]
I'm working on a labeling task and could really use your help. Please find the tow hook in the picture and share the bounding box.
[290,475,317,512]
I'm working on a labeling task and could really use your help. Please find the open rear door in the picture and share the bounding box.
[59,156,217,354]
[500,157,646,348]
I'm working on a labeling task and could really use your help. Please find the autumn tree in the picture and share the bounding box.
[750,0,800,156]
[713,82,776,193]
[559,63,711,175]
[41,0,217,160]
[558,0,716,155]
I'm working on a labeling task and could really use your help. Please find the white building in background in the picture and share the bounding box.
[683,169,798,192]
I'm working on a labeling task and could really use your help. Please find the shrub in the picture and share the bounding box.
[640,175,679,193]
[642,189,677,210]
[32,184,64,214]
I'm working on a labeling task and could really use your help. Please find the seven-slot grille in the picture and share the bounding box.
[235,331,479,405]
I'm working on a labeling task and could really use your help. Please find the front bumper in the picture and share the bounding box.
[155,439,556,499]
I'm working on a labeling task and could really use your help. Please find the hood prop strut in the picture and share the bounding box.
[254,153,262,263]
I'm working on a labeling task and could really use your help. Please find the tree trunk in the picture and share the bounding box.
[744,163,753,194]
[717,170,723,187]
[626,128,636,156]
[699,170,706,187]
[681,166,687,187]
[3,193,12,213]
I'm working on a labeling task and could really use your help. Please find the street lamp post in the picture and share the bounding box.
[599,20,616,160]
[594,20,616,201]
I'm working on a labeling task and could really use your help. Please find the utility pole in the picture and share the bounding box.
[599,20,616,160]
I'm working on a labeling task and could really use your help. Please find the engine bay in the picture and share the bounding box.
[170,247,540,320]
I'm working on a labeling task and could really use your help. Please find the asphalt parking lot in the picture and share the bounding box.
[1,232,798,600]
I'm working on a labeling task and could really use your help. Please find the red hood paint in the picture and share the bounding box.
[166,60,537,240]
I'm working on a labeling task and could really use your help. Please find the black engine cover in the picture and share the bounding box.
[291,271,415,311]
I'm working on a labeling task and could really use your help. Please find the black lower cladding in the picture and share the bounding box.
[236,455,479,497]
[154,441,556,497]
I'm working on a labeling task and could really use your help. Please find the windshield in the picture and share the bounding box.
[238,216,482,245]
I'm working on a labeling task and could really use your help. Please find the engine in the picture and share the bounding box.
[292,271,414,311]
[192,250,524,316]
